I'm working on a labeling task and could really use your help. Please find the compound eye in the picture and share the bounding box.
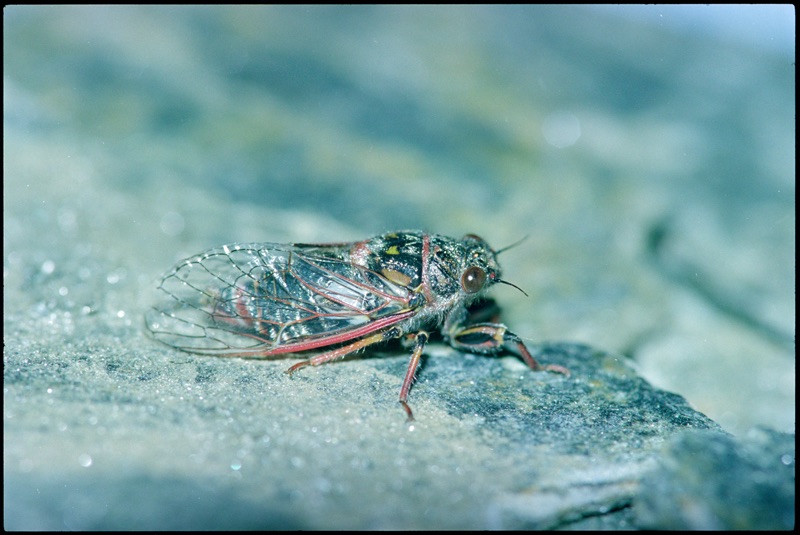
[461,266,486,294]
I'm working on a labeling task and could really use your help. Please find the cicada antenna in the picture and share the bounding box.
[494,236,530,297]
[494,235,529,256]
[496,278,529,297]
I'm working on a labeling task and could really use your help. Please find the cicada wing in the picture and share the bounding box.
[145,243,275,354]
[146,242,414,356]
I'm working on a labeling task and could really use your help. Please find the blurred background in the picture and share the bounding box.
[4,5,794,436]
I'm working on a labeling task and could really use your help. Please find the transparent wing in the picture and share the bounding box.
[145,242,416,356]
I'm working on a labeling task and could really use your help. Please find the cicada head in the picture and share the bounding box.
[425,233,503,310]
[458,234,502,295]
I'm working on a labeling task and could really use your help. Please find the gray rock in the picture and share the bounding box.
[12,331,782,530]
[634,426,795,530]
[4,5,793,530]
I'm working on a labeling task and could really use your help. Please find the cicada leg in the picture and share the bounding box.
[285,327,403,374]
[285,327,429,422]
[398,331,428,422]
[447,322,570,377]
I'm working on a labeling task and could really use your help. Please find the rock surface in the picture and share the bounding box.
[4,5,794,530]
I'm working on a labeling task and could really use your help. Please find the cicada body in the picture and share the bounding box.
[146,231,568,420]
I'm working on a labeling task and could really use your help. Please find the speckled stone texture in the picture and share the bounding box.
[4,5,794,530]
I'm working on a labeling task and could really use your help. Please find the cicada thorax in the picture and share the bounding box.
[349,232,425,290]
[349,232,501,305]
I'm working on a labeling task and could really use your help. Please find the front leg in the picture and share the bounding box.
[447,322,570,376]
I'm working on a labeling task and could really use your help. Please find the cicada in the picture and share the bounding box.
[146,231,568,420]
